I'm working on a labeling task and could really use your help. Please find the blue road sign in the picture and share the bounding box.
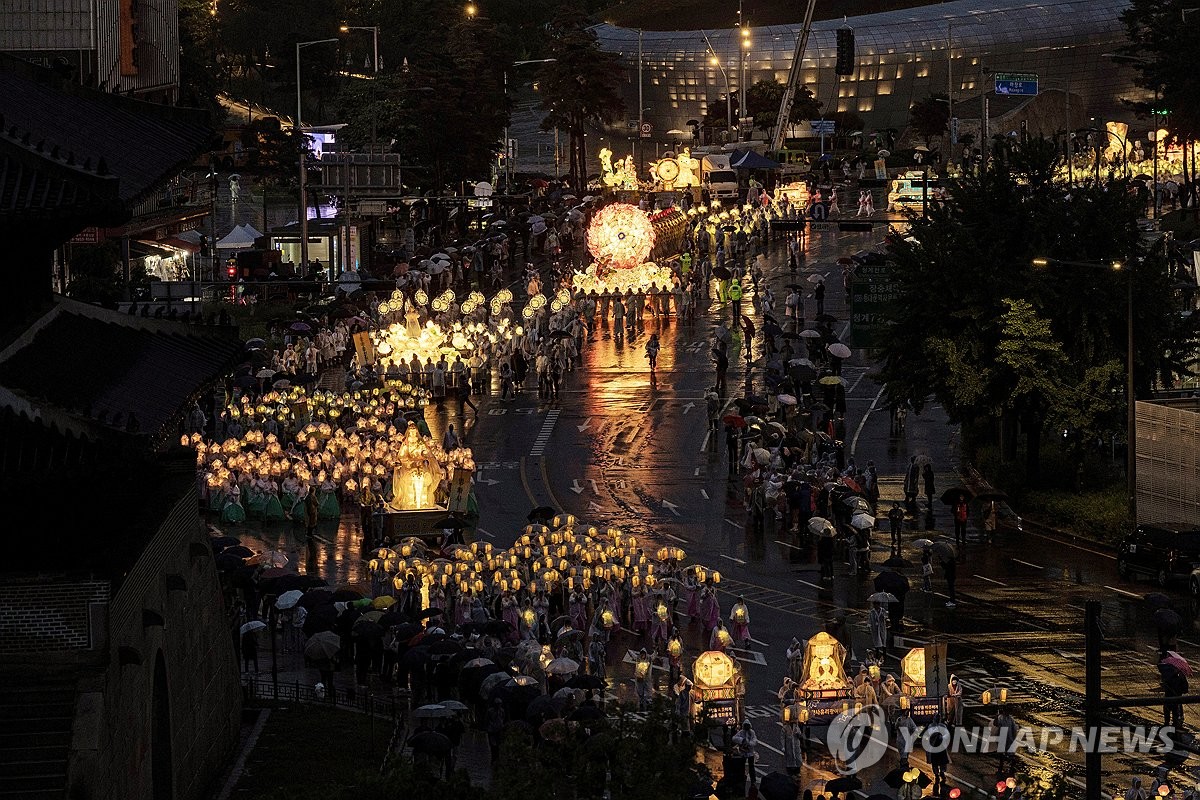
[994,72,1038,96]
[809,120,837,134]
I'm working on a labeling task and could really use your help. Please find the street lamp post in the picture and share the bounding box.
[296,38,338,277]
[702,30,733,142]
[1033,257,1137,523]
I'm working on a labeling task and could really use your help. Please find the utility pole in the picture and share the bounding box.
[1084,600,1102,800]
[638,29,644,177]
[296,38,337,275]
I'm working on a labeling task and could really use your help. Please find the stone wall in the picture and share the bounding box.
[68,483,241,800]
[0,577,110,655]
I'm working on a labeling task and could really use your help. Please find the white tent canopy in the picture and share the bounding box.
[216,224,263,250]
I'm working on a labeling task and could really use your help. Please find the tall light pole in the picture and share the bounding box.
[1033,257,1137,523]
[701,30,733,142]
[296,38,337,276]
[739,26,751,140]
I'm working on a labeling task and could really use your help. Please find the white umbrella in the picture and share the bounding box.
[261,549,288,568]
[798,330,822,339]
[275,590,303,610]
[240,620,267,636]
[777,394,797,406]
[545,657,580,676]
[912,538,935,549]
[789,358,816,367]
[808,517,836,537]
[851,513,876,530]
[753,447,772,465]
[827,343,852,359]
[532,222,548,235]
[256,368,276,379]
[877,149,891,157]
[868,592,899,604]
[914,145,929,152]
[807,274,825,284]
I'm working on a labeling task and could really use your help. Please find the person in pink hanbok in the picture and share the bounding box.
[685,572,701,621]
[569,589,588,632]
[700,583,721,642]
[631,587,651,636]
[501,591,520,643]
[730,596,751,648]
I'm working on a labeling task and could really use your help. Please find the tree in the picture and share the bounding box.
[335,25,507,190]
[178,0,224,114]
[877,136,1197,481]
[745,78,821,135]
[537,4,626,188]
[1120,0,1200,218]
[908,93,950,147]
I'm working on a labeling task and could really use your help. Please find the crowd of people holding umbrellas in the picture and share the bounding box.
[216,512,783,775]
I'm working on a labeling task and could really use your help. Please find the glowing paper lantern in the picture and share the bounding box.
[586,203,656,270]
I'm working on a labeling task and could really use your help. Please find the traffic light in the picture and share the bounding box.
[835,28,855,76]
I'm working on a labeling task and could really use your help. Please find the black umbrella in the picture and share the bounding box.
[789,365,818,383]
[524,694,563,723]
[566,674,604,690]
[224,545,255,558]
[527,506,557,523]
[712,266,732,280]
[331,589,364,602]
[379,609,407,627]
[500,683,542,717]
[302,604,338,635]
[550,330,573,340]
[764,323,784,338]
[874,571,910,595]
[815,313,838,325]
[881,555,911,568]
[569,703,604,721]
[785,283,806,290]
[824,775,863,796]
[408,730,452,756]
[216,552,247,572]
[780,331,801,340]
[974,488,1009,502]
[392,622,422,641]
[1154,608,1182,631]
[298,588,335,609]
[401,646,432,669]
[940,486,972,505]
[430,515,470,530]
[1146,592,1172,609]
[419,607,445,620]
[209,535,241,551]
[429,639,464,657]
[353,620,385,639]
[759,772,798,800]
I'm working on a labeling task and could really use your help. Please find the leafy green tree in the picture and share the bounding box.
[908,93,950,147]
[877,137,1197,481]
[536,4,627,188]
[1120,0,1200,217]
[745,78,821,134]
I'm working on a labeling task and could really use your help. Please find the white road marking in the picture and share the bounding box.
[1011,558,1044,570]
[699,431,711,453]
[664,533,687,543]
[701,489,710,500]
[849,385,886,457]
[724,518,743,528]
[796,578,825,591]
[720,554,747,564]
[1103,584,1143,599]
[973,574,1007,586]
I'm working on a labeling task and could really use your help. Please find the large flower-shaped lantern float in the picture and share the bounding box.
[586,203,656,273]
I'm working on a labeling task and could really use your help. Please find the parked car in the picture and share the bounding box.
[1116,525,1200,587]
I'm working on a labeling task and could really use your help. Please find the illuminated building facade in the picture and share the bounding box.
[593,0,1146,139]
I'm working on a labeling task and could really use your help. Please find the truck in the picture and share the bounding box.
[701,154,740,201]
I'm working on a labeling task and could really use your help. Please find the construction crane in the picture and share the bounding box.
[770,0,820,154]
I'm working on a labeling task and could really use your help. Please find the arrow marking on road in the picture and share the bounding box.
[682,402,695,414]
[701,489,710,500]
[720,554,746,564]
[570,479,585,494]
[577,418,592,432]
[475,473,501,486]
[588,501,602,512]
[589,479,599,494]
[662,499,681,516]
[614,479,628,490]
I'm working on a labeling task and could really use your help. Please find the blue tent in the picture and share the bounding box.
[731,149,781,170]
